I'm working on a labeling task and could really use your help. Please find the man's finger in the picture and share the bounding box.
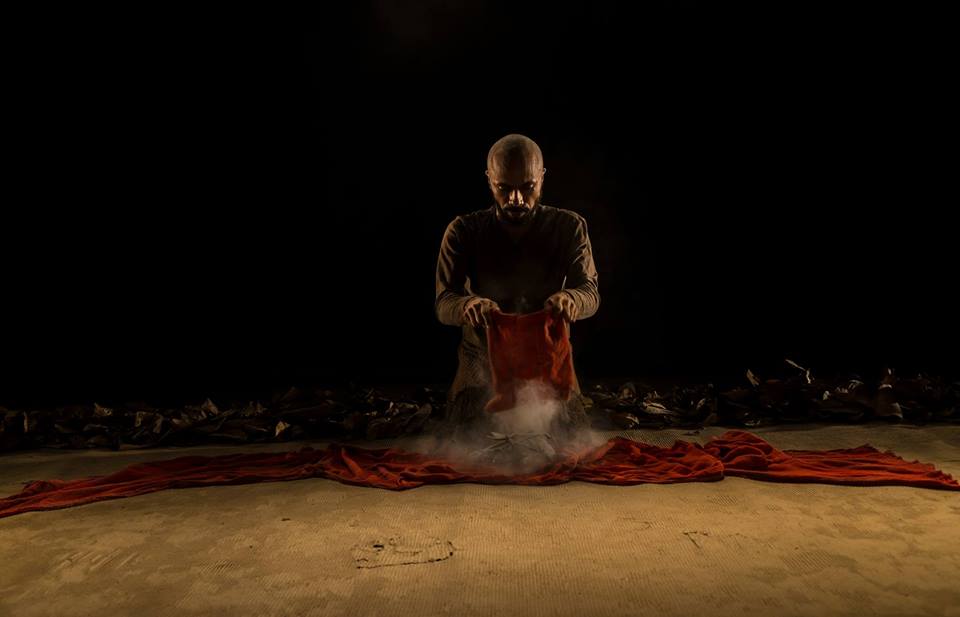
[481,303,493,327]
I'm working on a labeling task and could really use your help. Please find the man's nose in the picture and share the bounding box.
[509,189,523,205]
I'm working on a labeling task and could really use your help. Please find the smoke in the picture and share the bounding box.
[489,380,561,434]
[408,380,608,476]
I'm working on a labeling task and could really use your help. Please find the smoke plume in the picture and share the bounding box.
[409,380,607,476]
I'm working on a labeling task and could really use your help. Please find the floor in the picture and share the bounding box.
[1,423,958,617]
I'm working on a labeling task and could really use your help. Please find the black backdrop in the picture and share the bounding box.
[4,2,955,407]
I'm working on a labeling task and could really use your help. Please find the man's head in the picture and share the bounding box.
[486,134,546,227]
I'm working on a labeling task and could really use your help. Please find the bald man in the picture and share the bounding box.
[434,134,600,441]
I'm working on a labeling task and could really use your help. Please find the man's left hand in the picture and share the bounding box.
[544,291,578,322]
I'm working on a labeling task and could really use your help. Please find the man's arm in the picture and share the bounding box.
[435,217,476,326]
[562,214,600,320]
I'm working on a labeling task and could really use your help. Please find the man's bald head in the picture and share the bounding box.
[486,134,546,227]
[486,134,544,175]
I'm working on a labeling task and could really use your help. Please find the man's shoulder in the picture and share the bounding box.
[446,206,495,234]
[539,204,588,229]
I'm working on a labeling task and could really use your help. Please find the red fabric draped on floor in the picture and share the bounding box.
[3,313,957,520]
[2,430,957,518]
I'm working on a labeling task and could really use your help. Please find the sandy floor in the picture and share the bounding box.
[1,423,958,617]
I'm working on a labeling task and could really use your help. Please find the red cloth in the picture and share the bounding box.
[484,308,575,412]
[2,430,957,518]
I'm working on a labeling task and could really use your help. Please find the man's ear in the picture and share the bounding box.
[485,169,490,179]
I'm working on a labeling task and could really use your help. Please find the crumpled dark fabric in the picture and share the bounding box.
[2,430,957,518]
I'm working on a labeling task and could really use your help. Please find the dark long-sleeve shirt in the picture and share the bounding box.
[435,203,600,402]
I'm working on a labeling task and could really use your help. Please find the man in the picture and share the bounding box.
[434,134,600,442]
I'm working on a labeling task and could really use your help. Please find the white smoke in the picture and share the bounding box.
[408,380,607,476]
[489,380,560,434]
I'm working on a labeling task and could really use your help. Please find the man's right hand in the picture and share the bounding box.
[462,297,500,328]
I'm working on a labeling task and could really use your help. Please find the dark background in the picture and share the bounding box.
[4,2,955,407]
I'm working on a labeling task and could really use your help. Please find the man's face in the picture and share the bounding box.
[487,155,545,227]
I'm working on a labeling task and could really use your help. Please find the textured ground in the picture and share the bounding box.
[1,423,958,617]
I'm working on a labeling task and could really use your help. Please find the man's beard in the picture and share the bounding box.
[498,202,536,227]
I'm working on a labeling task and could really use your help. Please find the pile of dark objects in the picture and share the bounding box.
[1,361,957,453]
[0,386,444,453]
[587,360,959,432]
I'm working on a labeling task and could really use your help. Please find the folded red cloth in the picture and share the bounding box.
[484,308,574,413]
[2,430,956,518]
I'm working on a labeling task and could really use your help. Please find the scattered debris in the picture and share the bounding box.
[0,385,447,452]
[585,361,957,430]
[0,363,956,452]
